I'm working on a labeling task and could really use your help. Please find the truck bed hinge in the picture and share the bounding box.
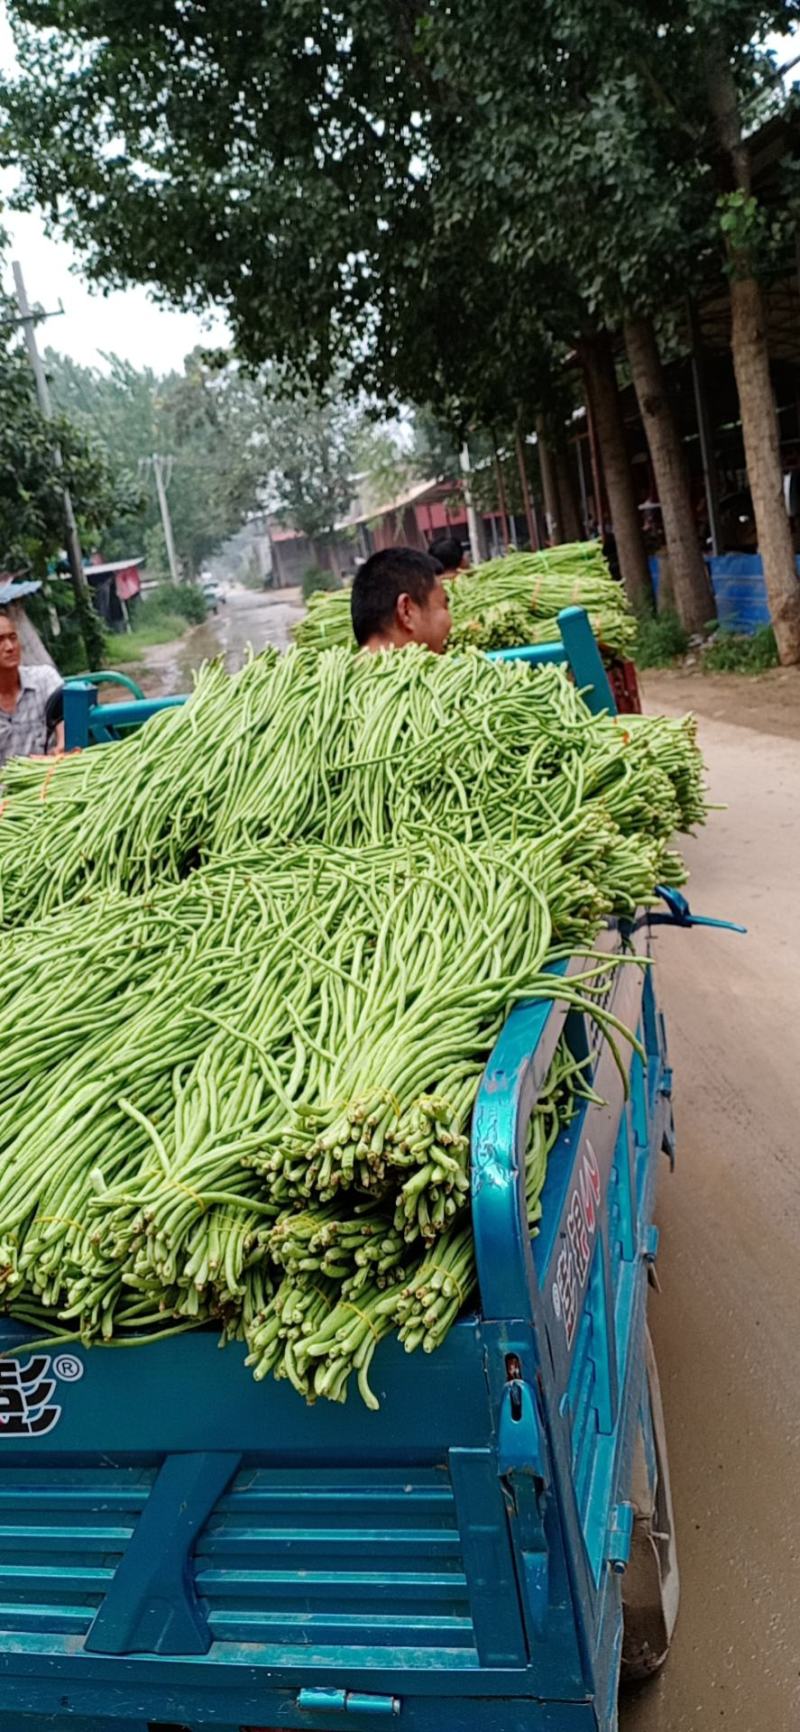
[297,1689,401,1717]
[606,1502,634,1574]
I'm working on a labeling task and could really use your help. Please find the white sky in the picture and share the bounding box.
[0,8,229,372]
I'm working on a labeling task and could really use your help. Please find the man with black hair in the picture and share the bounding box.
[428,534,469,576]
[351,547,451,654]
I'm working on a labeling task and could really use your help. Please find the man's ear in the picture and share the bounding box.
[395,591,415,631]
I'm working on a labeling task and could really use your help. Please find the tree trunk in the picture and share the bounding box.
[580,332,654,611]
[729,276,800,661]
[554,445,582,543]
[656,551,676,616]
[624,314,715,633]
[536,417,562,543]
[705,43,800,665]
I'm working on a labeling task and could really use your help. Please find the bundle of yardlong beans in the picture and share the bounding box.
[292,543,635,657]
[1,837,633,1405]
[0,648,704,927]
[446,546,635,655]
[293,585,354,652]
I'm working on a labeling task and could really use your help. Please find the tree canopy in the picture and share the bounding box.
[8,0,797,366]
[0,288,136,581]
[5,0,800,650]
[47,349,268,573]
[47,345,408,573]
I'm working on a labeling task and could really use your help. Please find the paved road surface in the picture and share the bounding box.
[620,692,800,1732]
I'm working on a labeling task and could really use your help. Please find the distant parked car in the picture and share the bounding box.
[201,578,225,613]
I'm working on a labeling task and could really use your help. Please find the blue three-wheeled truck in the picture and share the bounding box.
[0,612,722,1732]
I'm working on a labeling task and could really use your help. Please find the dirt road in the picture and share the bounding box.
[132,585,305,695]
[620,684,800,1731]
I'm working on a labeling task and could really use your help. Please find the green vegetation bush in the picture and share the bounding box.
[302,565,340,602]
[139,582,208,626]
[633,610,690,668]
[634,610,778,675]
[109,617,186,664]
[702,625,778,674]
[24,583,107,677]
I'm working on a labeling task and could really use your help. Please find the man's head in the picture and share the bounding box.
[428,535,468,575]
[351,547,451,654]
[0,611,21,675]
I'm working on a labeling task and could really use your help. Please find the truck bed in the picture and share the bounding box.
[0,923,672,1732]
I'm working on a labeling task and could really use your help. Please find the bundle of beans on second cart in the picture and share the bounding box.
[293,541,636,657]
[0,644,707,1406]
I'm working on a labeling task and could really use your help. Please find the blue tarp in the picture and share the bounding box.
[648,553,800,634]
[709,554,771,633]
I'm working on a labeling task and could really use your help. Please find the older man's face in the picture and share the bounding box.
[0,617,21,673]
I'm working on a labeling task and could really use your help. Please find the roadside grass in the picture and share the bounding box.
[634,610,690,668]
[635,610,779,676]
[701,625,779,674]
[111,613,187,665]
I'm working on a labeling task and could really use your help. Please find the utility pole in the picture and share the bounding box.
[150,454,181,585]
[12,261,100,661]
[492,438,513,551]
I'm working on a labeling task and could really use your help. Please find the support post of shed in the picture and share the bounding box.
[687,298,723,559]
[583,391,606,534]
[515,431,540,551]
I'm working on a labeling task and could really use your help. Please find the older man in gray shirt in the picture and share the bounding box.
[0,610,64,768]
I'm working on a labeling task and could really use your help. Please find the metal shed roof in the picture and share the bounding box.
[0,579,43,606]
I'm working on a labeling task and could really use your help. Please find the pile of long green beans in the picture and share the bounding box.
[0,648,704,928]
[291,542,635,657]
[293,586,354,651]
[0,645,708,1406]
[446,546,635,655]
[0,837,638,1404]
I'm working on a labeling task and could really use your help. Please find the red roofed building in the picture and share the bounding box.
[268,478,520,587]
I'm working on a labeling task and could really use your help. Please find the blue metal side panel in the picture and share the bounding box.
[468,922,668,1724]
[519,931,670,1725]
[63,683,187,749]
[0,1323,491,1462]
[88,696,187,736]
[0,1690,598,1732]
